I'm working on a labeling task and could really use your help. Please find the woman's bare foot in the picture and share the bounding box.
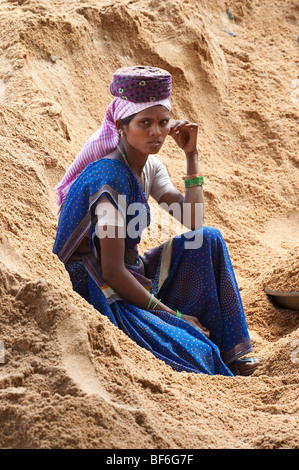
[229,357,260,376]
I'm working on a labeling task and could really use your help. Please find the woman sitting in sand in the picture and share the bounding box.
[53,66,259,376]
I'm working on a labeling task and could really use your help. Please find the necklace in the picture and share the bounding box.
[117,145,146,185]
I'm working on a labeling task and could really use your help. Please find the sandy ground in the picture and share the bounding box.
[0,0,298,449]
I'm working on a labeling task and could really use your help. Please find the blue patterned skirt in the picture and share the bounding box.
[65,226,252,376]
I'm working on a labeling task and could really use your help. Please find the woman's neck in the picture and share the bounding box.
[118,141,148,177]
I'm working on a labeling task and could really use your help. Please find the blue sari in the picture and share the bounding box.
[53,158,253,376]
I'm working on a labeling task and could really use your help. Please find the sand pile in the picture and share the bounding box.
[262,247,299,292]
[0,0,298,449]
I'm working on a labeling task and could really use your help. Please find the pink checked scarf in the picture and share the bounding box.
[55,97,171,207]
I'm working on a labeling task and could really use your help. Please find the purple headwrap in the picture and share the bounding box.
[55,66,172,207]
[110,65,172,103]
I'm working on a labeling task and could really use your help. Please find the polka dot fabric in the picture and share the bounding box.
[54,159,253,376]
[152,228,253,365]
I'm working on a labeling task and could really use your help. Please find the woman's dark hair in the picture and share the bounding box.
[121,113,137,125]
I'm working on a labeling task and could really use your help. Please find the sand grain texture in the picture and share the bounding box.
[0,0,298,449]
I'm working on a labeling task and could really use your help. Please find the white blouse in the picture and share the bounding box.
[143,155,175,201]
[96,156,176,229]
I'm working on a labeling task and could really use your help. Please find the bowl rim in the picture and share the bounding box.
[264,288,299,297]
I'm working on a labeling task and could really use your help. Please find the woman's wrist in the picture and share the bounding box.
[164,306,178,316]
[155,302,177,316]
[146,297,180,318]
[185,148,200,179]
[184,148,198,159]
[144,292,179,317]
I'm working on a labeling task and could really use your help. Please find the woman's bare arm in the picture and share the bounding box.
[96,197,175,314]
[96,197,209,336]
[158,120,204,230]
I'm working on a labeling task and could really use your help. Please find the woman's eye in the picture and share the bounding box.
[139,119,169,126]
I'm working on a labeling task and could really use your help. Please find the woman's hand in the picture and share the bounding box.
[181,314,210,337]
[169,120,198,154]
[161,307,210,337]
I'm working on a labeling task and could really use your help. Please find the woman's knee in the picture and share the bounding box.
[175,226,224,250]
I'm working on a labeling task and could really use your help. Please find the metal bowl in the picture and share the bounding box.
[264,288,299,311]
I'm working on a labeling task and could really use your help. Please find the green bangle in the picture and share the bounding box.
[175,309,182,318]
[184,176,204,188]
[146,294,154,310]
[152,299,162,310]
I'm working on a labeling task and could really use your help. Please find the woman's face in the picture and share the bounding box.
[122,105,171,156]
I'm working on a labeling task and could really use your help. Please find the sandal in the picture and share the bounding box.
[229,357,260,376]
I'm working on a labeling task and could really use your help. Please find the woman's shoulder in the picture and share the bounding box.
[81,158,132,191]
[144,155,168,180]
[87,157,126,172]
[82,157,129,180]
[146,154,168,172]
[146,154,163,166]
